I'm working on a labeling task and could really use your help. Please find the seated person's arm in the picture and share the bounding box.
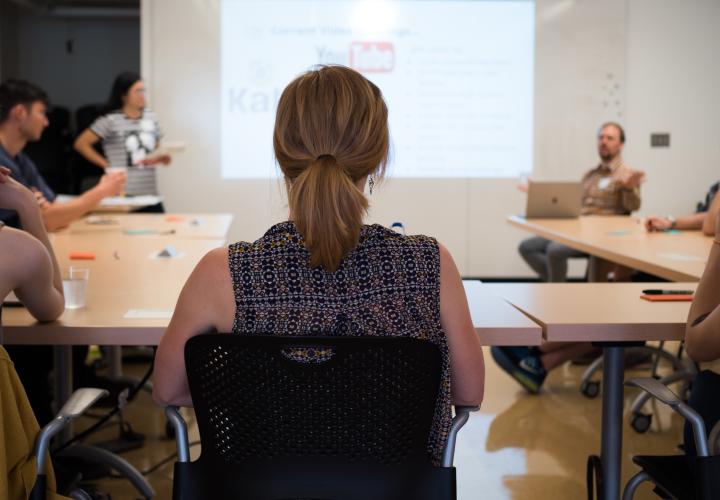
[41,172,126,231]
[685,210,720,362]
[2,228,64,321]
[645,213,706,231]
[73,129,110,169]
[0,168,64,321]
[153,248,235,407]
[439,243,485,406]
[618,169,644,213]
[701,191,720,236]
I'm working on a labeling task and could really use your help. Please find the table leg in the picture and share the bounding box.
[600,345,625,500]
[109,345,123,378]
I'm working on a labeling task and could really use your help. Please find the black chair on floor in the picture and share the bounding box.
[24,106,73,194]
[622,377,720,500]
[166,334,478,500]
[30,388,108,500]
[72,104,105,194]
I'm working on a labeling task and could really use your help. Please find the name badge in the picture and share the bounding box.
[597,177,612,190]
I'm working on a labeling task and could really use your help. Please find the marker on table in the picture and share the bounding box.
[642,289,694,295]
[69,252,96,260]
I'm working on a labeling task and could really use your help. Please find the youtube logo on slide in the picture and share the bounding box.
[349,42,395,73]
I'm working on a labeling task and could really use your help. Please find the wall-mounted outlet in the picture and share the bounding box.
[651,133,670,148]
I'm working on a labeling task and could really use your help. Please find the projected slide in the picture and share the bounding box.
[221,0,534,178]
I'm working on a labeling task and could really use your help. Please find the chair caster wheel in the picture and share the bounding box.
[631,412,652,434]
[581,380,600,399]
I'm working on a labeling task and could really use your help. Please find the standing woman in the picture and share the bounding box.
[74,71,170,212]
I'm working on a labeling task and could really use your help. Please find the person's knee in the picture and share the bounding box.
[546,242,567,260]
[518,238,538,258]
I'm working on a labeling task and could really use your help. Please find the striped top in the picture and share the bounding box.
[581,156,642,215]
[90,109,163,196]
[228,221,452,466]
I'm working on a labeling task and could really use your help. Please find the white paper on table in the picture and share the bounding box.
[55,194,163,207]
[657,252,705,262]
[124,309,173,319]
[3,290,20,305]
[101,195,163,207]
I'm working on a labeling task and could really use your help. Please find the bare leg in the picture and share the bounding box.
[540,342,596,371]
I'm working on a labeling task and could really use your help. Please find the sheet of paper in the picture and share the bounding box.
[3,290,21,305]
[124,309,173,319]
[101,195,163,207]
[657,252,705,262]
[56,195,163,207]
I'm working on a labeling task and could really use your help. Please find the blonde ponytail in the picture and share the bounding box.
[289,155,368,271]
[274,66,389,271]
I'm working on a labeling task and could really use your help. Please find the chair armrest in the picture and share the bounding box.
[57,388,108,419]
[34,388,109,475]
[626,377,709,457]
[165,406,191,463]
[441,405,480,468]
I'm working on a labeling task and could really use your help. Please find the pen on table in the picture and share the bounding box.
[642,289,694,295]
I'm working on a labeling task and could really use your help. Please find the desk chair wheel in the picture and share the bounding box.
[630,412,652,434]
[581,380,600,399]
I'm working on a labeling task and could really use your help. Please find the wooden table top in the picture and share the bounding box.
[1,267,543,347]
[2,236,224,345]
[463,280,542,345]
[482,282,696,342]
[57,213,234,240]
[507,215,711,282]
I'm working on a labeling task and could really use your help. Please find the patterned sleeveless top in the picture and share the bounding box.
[228,221,451,465]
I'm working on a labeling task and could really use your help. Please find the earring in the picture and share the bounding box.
[368,176,375,195]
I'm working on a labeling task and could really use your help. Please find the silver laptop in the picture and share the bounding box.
[525,181,583,218]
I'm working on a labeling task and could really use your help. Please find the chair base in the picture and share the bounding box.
[631,454,720,500]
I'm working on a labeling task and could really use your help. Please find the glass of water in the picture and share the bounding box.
[63,267,90,309]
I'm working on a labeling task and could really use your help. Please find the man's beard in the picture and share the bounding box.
[599,151,615,162]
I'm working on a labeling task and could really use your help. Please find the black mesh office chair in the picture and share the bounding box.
[622,377,720,500]
[166,334,478,500]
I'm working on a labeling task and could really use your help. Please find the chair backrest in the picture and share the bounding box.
[24,106,73,194]
[180,333,452,500]
[71,104,105,194]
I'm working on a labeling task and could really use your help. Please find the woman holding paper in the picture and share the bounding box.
[74,71,170,212]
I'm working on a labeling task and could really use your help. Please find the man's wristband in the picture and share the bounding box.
[666,215,677,229]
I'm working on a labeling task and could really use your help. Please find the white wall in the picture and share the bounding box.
[142,0,720,277]
[624,0,720,218]
[7,8,140,115]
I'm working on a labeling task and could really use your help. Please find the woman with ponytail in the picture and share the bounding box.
[153,65,485,465]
